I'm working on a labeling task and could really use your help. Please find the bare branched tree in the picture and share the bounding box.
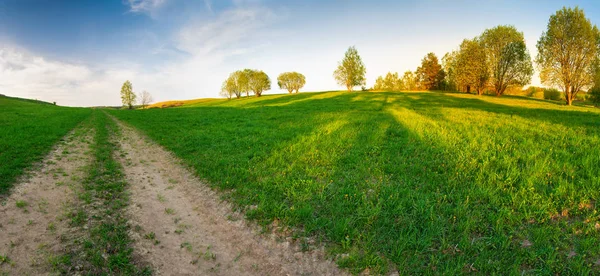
[138,90,153,109]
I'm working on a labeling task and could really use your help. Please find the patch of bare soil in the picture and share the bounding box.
[113,119,346,275]
[0,126,93,275]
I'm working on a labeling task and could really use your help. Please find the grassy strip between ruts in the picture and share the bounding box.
[53,110,150,275]
[0,96,91,196]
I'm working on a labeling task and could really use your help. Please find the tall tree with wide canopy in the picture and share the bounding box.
[277,72,306,93]
[120,80,136,109]
[334,46,366,91]
[247,70,271,97]
[455,38,489,95]
[416,52,445,90]
[536,7,600,105]
[481,25,533,96]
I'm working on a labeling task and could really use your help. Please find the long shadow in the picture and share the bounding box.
[108,92,600,274]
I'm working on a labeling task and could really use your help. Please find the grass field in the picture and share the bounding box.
[0,96,91,195]
[109,91,600,274]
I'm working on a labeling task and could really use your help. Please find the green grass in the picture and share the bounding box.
[56,111,150,275]
[109,91,600,274]
[0,96,91,195]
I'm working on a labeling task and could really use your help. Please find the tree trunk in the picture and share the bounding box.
[565,85,572,105]
[466,85,471,94]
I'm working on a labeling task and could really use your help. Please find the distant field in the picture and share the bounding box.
[0,96,91,195]
[109,91,600,274]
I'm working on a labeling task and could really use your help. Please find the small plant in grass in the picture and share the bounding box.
[156,193,166,203]
[202,246,216,261]
[15,200,27,208]
[165,208,175,215]
[180,242,193,252]
[144,232,156,240]
[0,255,10,265]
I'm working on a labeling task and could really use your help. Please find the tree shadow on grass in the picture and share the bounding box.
[110,91,600,274]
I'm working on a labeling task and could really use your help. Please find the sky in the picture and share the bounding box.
[0,0,599,107]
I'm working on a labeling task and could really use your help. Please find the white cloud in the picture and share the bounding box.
[204,0,213,13]
[0,3,284,106]
[126,0,167,15]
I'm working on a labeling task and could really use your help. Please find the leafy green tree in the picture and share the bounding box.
[442,51,458,91]
[219,82,233,99]
[248,70,271,97]
[120,80,136,109]
[374,72,403,91]
[240,69,253,97]
[416,53,445,90]
[536,7,600,105]
[481,25,533,96]
[455,38,489,95]
[401,71,418,91]
[373,76,385,90]
[222,71,246,99]
[334,46,366,91]
[277,72,306,93]
[590,60,600,105]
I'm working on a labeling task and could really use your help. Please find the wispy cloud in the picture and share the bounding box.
[126,0,167,15]
[1,1,286,106]
[204,0,213,13]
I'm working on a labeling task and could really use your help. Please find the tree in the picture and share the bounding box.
[247,70,271,97]
[589,60,600,105]
[416,53,445,90]
[481,25,533,96]
[442,51,458,91]
[536,7,600,105]
[120,80,136,109]
[138,90,153,109]
[222,71,246,99]
[277,72,306,93]
[241,69,253,97]
[455,38,489,95]
[373,72,403,91]
[219,82,233,100]
[334,46,366,91]
[401,71,418,91]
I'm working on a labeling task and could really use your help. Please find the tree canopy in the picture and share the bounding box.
[334,46,366,91]
[277,72,306,93]
[247,70,271,97]
[481,25,533,96]
[455,38,489,95]
[373,72,403,91]
[222,71,246,99]
[416,52,445,90]
[120,80,136,109]
[536,7,600,105]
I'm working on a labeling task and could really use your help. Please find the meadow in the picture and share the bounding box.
[109,91,600,274]
[0,96,91,195]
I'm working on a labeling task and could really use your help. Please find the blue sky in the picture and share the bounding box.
[1,0,599,106]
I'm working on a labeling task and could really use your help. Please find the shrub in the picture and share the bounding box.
[575,92,589,102]
[526,86,544,99]
[589,88,600,106]
[543,88,563,101]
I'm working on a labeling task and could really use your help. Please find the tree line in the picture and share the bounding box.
[369,7,600,106]
[120,6,600,107]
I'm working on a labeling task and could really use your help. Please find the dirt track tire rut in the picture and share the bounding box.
[113,118,345,276]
